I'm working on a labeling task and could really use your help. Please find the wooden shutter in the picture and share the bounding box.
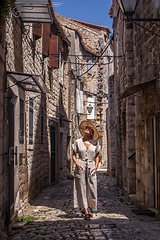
[76,88,83,114]
[58,36,63,53]
[33,23,42,38]
[49,35,59,68]
[42,24,51,57]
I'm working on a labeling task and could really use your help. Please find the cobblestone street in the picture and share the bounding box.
[8,171,160,240]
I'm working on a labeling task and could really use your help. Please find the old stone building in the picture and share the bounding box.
[57,14,114,169]
[0,1,113,235]
[110,0,160,216]
[0,1,73,234]
[106,75,116,176]
[0,17,8,238]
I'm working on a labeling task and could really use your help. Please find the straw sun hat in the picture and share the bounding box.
[79,120,99,140]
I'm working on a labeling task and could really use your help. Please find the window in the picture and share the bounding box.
[29,98,33,144]
[19,99,24,144]
[88,58,92,75]
[41,107,44,143]
[75,34,79,56]
[76,88,83,114]
[48,66,53,90]
[60,59,64,79]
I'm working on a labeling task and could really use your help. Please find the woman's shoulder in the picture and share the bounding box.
[74,138,82,143]
[92,140,98,146]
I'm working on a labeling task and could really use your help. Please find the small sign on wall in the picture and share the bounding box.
[87,97,95,119]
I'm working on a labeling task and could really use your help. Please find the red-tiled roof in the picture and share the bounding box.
[108,3,113,17]
[64,25,100,56]
[56,14,112,56]
[71,19,112,35]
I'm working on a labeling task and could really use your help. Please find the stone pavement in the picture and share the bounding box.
[8,172,160,240]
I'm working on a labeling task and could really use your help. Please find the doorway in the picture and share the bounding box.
[8,89,15,219]
[60,132,64,169]
[50,126,56,184]
[152,116,160,209]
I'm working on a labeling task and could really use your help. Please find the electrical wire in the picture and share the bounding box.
[6,16,114,93]
[78,40,112,77]
[39,51,124,58]
[68,61,114,66]
[42,58,114,65]
[133,21,160,38]
[149,21,160,28]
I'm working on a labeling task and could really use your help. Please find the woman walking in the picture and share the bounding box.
[72,120,101,220]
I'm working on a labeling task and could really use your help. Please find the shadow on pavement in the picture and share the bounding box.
[8,173,160,239]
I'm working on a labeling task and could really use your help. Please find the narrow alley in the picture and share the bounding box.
[8,171,160,240]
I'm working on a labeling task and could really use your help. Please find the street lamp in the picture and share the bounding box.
[117,0,160,21]
[87,104,93,115]
[117,0,137,17]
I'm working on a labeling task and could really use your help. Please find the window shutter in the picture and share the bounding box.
[76,88,83,113]
[49,35,59,68]
[42,23,51,57]
[33,23,42,38]
[58,36,63,54]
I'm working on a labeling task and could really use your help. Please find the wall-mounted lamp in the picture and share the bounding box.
[117,0,160,21]
[87,104,93,114]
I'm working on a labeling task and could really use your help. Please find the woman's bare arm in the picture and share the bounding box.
[72,151,83,169]
[91,153,99,172]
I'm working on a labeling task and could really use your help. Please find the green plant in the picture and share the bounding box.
[99,152,102,162]
[103,173,109,176]
[0,0,15,20]
[18,216,38,224]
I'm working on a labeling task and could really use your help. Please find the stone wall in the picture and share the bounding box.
[112,0,160,211]
[106,75,116,175]
[133,0,160,209]
[0,19,9,238]
[112,9,136,192]
[5,12,71,221]
[57,15,114,167]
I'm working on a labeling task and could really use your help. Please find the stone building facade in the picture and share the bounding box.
[0,18,9,238]
[0,3,113,235]
[110,0,160,216]
[1,4,72,234]
[106,75,116,175]
[56,14,114,168]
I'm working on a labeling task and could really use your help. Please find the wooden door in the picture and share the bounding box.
[8,89,15,218]
[50,126,56,183]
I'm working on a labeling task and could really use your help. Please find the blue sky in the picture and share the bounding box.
[53,0,113,32]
